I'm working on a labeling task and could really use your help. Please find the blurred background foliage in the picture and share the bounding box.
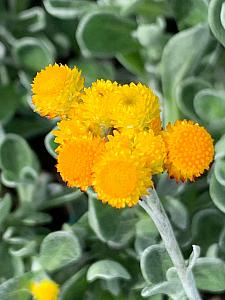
[0,0,225,299]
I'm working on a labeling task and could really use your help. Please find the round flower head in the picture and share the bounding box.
[57,135,105,190]
[93,139,152,208]
[134,130,166,174]
[112,83,160,132]
[30,279,59,300]
[80,79,120,135]
[32,64,84,119]
[163,120,214,181]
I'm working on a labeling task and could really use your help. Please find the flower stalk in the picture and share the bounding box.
[139,189,202,300]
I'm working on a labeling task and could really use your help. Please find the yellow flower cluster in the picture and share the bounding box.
[32,64,214,208]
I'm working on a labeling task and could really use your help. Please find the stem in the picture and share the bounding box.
[139,189,201,300]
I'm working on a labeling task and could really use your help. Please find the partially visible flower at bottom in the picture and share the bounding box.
[163,120,214,181]
[93,151,152,208]
[30,279,59,300]
[57,135,105,190]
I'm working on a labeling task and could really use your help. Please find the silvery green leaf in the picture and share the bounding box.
[0,41,5,61]
[208,0,225,47]
[193,89,225,125]
[18,7,46,32]
[193,257,225,291]
[161,25,210,122]
[22,212,52,226]
[141,281,186,300]
[135,217,158,255]
[116,51,147,80]
[171,0,208,28]
[12,37,54,72]
[87,260,130,282]
[44,0,96,19]
[176,77,210,120]
[215,134,225,159]
[206,243,219,258]
[0,194,12,227]
[192,208,224,253]
[0,243,14,279]
[140,244,173,284]
[44,130,57,159]
[214,158,225,186]
[103,278,121,296]
[156,173,185,198]
[40,231,82,271]
[76,12,139,57]
[88,192,136,248]
[210,172,225,213]
[60,267,88,300]
[9,241,36,257]
[164,196,189,230]
[0,86,19,123]
[0,272,34,300]
[0,134,39,187]
[73,58,115,87]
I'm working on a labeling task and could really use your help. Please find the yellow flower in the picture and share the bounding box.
[53,118,88,152]
[112,83,160,132]
[57,135,105,190]
[163,120,214,181]
[80,79,120,135]
[93,140,152,208]
[106,130,165,175]
[32,64,84,119]
[134,130,166,174]
[30,279,59,300]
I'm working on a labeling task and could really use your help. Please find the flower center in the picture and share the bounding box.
[98,160,138,198]
[123,96,135,105]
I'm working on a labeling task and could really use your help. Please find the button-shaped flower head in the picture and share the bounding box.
[111,83,161,133]
[163,120,214,181]
[32,64,84,119]
[57,134,105,191]
[93,132,153,208]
